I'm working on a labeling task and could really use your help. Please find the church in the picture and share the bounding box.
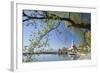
[58,40,78,54]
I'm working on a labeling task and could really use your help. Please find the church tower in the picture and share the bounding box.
[71,40,74,47]
[71,40,77,52]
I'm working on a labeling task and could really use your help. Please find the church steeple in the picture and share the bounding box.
[71,40,74,47]
[68,40,77,52]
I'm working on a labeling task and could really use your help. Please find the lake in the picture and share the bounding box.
[23,54,79,62]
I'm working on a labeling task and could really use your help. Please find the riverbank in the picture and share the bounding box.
[78,52,91,60]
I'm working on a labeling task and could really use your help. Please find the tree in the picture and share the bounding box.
[23,11,91,30]
[23,10,91,53]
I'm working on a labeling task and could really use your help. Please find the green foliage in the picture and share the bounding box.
[70,13,81,24]
[78,42,90,54]
[25,55,33,62]
[79,47,89,54]
[47,21,53,28]
[85,31,91,47]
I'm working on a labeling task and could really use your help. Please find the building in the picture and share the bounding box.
[68,40,78,53]
[58,40,78,54]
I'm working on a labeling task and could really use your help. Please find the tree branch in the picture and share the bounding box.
[23,11,75,25]
[38,22,61,44]
[29,21,61,49]
[67,23,91,30]
[23,11,91,30]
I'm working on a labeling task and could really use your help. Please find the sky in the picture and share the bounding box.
[23,10,91,51]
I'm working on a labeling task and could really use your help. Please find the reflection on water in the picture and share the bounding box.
[23,54,79,62]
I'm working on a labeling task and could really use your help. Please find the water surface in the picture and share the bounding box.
[23,54,78,62]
